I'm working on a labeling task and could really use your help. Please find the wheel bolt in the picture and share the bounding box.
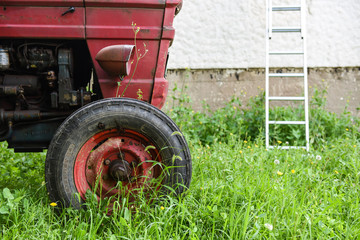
[104,159,111,166]
[98,122,105,129]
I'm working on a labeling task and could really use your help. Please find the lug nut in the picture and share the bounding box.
[98,122,105,130]
[104,159,111,166]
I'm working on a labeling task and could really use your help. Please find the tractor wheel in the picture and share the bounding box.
[45,98,192,209]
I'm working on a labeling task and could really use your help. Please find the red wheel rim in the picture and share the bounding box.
[74,128,162,202]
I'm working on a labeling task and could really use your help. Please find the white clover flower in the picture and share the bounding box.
[264,223,273,231]
[274,159,280,165]
[316,155,322,160]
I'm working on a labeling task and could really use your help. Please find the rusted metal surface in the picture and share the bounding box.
[74,128,160,201]
[0,110,70,122]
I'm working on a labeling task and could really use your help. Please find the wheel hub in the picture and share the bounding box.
[108,159,131,181]
[74,129,161,200]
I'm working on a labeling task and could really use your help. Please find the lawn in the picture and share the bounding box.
[0,89,359,239]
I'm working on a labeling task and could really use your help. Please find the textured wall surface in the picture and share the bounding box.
[164,67,360,116]
[167,0,360,69]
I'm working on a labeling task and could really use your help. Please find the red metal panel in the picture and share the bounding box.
[84,0,165,8]
[84,0,182,109]
[87,39,158,102]
[85,3,165,106]
[151,0,182,108]
[0,6,85,38]
[85,7,164,40]
[1,0,84,7]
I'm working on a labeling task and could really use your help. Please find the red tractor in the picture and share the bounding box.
[0,0,191,209]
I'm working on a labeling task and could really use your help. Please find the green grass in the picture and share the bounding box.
[1,88,360,239]
[1,138,359,239]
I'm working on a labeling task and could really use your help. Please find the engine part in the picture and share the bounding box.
[18,46,56,71]
[0,49,10,71]
[51,92,58,109]
[0,75,41,96]
[58,48,74,106]
[46,71,56,88]
[0,85,20,96]
[8,119,64,152]
[0,109,69,123]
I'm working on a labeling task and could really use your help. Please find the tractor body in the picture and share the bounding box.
[0,0,181,152]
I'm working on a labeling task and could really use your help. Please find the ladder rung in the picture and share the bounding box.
[268,96,305,101]
[272,6,301,11]
[268,146,307,150]
[269,51,304,55]
[272,27,301,33]
[269,121,306,125]
[269,73,304,77]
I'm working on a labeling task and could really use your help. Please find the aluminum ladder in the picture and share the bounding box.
[265,0,309,151]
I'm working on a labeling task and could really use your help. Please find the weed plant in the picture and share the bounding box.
[0,87,359,239]
[168,86,359,148]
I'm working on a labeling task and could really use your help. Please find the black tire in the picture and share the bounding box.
[45,98,192,209]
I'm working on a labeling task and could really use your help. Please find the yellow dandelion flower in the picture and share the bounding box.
[244,140,248,143]
[334,170,339,174]
[200,187,203,190]
[277,171,283,176]
[207,146,210,149]
[170,109,173,112]
[219,141,222,144]
[354,145,357,148]
[255,144,258,148]
[233,106,236,110]
[50,202,57,207]
[311,161,314,165]
[291,169,295,174]
[160,206,165,210]
[277,140,282,144]
[346,128,349,131]
[239,150,243,154]
[230,133,233,136]
[247,146,251,149]
[197,156,200,159]
[200,121,202,125]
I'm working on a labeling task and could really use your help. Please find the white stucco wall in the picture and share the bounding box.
[167,0,360,69]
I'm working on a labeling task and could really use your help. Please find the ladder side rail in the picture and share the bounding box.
[265,0,271,148]
[301,0,310,151]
